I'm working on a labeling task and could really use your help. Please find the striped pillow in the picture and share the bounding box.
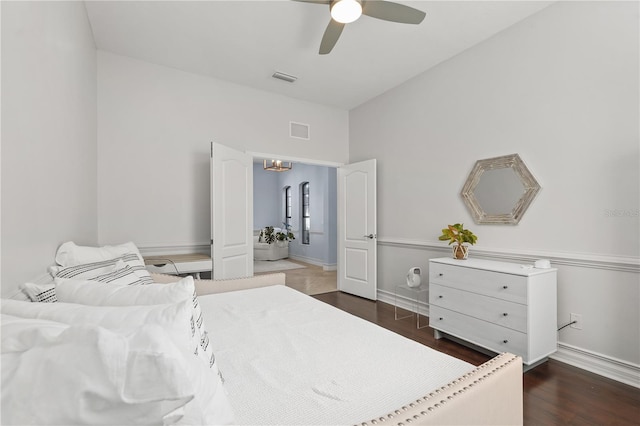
[20,282,57,303]
[84,265,150,286]
[50,254,153,286]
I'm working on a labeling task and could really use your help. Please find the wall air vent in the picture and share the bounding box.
[272,71,297,83]
[290,122,310,140]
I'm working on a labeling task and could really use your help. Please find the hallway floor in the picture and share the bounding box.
[255,258,337,296]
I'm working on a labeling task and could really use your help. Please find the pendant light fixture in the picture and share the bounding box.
[263,159,292,172]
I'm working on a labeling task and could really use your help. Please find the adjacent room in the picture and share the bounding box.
[1,0,638,424]
[253,159,338,295]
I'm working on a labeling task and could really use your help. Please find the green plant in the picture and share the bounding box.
[259,224,295,244]
[438,223,477,247]
[277,223,295,242]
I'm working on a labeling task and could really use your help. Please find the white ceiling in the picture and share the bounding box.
[85,0,554,110]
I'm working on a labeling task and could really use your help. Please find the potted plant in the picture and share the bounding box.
[259,224,295,246]
[275,223,295,243]
[438,223,478,260]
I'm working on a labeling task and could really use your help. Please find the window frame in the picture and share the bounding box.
[284,186,292,228]
[301,182,310,245]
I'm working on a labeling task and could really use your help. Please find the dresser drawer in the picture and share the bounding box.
[430,305,528,359]
[430,262,527,304]
[429,283,528,333]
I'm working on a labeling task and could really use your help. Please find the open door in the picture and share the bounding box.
[210,142,253,279]
[337,159,377,300]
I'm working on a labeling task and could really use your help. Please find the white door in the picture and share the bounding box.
[337,159,377,300]
[210,142,253,279]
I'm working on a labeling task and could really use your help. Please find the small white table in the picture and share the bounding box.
[394,283,429,329]
[144,253,212,279]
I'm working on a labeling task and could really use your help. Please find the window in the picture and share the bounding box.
[301,182,310,244]
[284,186,292,228]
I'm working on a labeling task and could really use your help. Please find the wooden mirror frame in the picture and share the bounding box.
[461,154,541,225]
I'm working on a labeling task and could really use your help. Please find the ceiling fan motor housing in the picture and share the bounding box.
[330,0,363,24]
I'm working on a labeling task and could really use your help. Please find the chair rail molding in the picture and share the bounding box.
[138,242,211,257]
[376,237,640,273]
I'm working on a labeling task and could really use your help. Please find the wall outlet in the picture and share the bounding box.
[570,313,583,330]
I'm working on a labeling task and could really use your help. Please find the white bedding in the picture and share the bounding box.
[200,285,474,425]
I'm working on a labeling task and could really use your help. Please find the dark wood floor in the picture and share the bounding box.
[313,291,640,426]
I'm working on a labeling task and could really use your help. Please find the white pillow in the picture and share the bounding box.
[1,313,68,340]
[7,281,233,424]
[0,299,234,425]
[0,298,194,354]
[1,314,194,425]
[54,276,226,422]
[57,276,217,372]
[56,277,201,359]
[55,241,145,266]
[50,254,154,285]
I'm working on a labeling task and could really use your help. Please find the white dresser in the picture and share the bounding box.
[429,257,557,366]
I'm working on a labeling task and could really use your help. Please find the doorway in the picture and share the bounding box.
[252,158,338,295]
[211,143,377,299]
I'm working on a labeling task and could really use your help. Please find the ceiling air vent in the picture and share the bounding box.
[272,71,297,83]
[290,122,310,140]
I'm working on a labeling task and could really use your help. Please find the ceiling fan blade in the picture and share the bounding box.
[319,19,345,55]
[362,0,426,24]
[290,0,331,4]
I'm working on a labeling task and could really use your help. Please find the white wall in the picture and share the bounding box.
[1,1,97,296]
[350,1,639,371]
[97,52,348,252]
[253,162,281,230]
[279,163,337,267]
[254,162,337,268]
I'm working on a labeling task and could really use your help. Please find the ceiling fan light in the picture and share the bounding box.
[330,0,362,24]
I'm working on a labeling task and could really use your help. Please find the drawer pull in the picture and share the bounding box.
[502,313,508,317]
[502,285,508,289]
[438,273,444,277]
[438,295,443,299]
[439,317,443,321]
[502,340,509,344]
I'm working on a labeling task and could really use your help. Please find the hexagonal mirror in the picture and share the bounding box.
[461,154,541,224]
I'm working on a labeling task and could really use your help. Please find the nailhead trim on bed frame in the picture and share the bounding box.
[356,352,520,426]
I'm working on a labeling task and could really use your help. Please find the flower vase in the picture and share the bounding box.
[452,245,469,260]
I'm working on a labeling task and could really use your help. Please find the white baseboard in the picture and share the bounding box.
[288,254,322,266]
[288,254,335,271]
[550,343,640,388]
[378,289,639,388]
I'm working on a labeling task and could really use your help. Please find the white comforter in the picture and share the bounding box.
[200,285,473,425]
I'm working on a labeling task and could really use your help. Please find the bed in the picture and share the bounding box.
[2,244,523,426]
[155,272,524,426]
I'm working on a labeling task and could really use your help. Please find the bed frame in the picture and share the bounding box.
[151,273,523,426]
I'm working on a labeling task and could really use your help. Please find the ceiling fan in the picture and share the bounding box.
[294,0,426,54]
